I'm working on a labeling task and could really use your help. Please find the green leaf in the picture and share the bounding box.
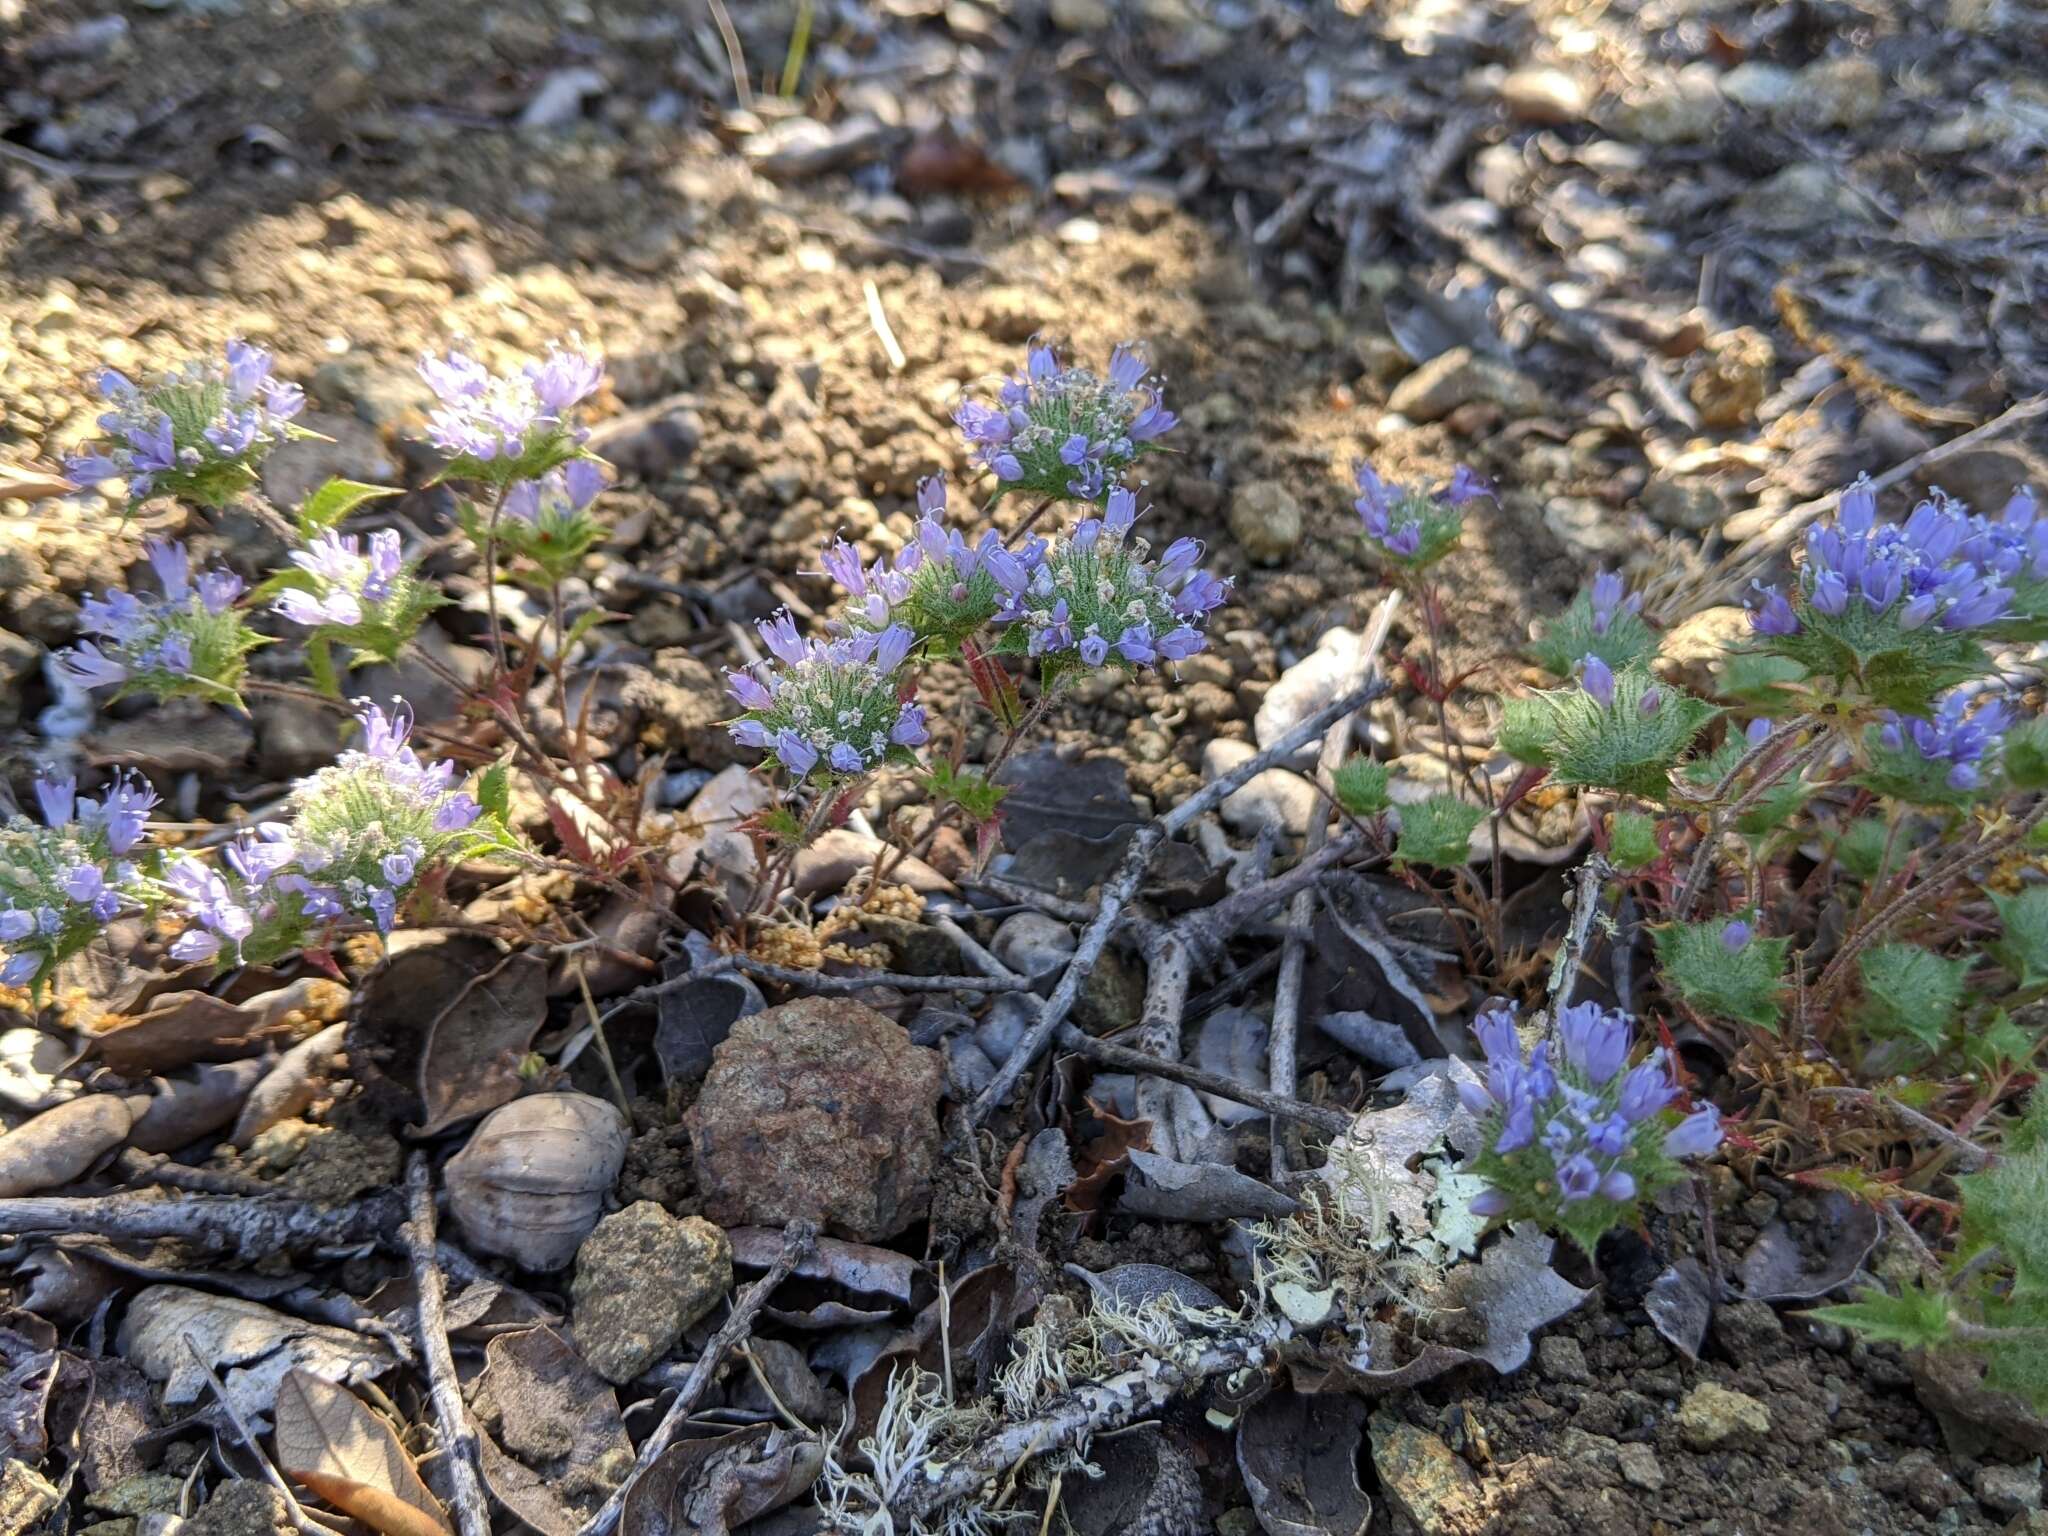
[2004,717,2048,791]
[304,635,340,699]
[1958,1141,2048,1301]
[295,477,401,537]
[1717,650,1808,704]
[476,763,512,826]
[1607,810,1661,872]
[1856,943,1972,1053]
[1331,756,1391,817]
[1809,1286,1954,1350]
[1992,887,2048,990]
[1498,696,1555,767]
[1962,1010,2035,1074]
[1833,817,1894,883]
[1653,916,1791,1031]
[1395,795,1484,870]
[921,761,1008,822]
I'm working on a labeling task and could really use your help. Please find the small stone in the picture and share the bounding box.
[311,356,436,435]
[1616,1442,1665,1492]
[1710,1299,1787,1365]
[184,1479,295,1536]
[1368,1413,1483,1535]
[254,695,342,780]
[624,651,745,768]
[1228,480,1303,565]
[1689,327,1775,429]
[1607,64,1723,144]
[1643,468,1740,532]
[259,411,396,511]
[85,1474,185,1517]
[992,911,1077,989]
[1676,1382,1771,1449]
[571,1201,732,1384]
[689,997,942,1241]
[80,1522,136,1536]
[0,1462,60,1533]
[1256,626,1367,761]
[1387,346,1544,423]
[1203,738,1318,838]
[520,66,607,130]
[1739,163,1867,229]
[1791,56,1883,130]
[1499,67,1589,125]
[1978,1463,2044,1518]
[1718,62,1798,113]
[1050,0,1113,28]
[1537,1334,1591,1384]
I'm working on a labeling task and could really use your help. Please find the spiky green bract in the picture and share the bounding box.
[1394,794,1482,869]
[1528,586,1658,677]
[459,458,610,587]
[259,528,447,691]
[1856,943,1972,1054]
[1991,886,2048,990]
[1332,756,1391,817]
[1654,915,1790,1030]
[1766,595,1991,716]
[1810,1288,1954,1351]
[1607,810,1661,872]
[1508,666,1718,801]
[1832,817,1893,883]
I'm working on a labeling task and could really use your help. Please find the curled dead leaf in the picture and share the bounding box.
[0,1094,137,1196]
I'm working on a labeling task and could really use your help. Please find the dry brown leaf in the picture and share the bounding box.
[0,462,78,502]
[1063,1098,1152,1217]
[293,1475,450,1536]
[275,1368,450,1536]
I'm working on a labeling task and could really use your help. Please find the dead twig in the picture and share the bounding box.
[575,1219,817,1536]
[184,1335,340,1536]
[401,1154,492,1536]
[1545,854,1614,1019]
[1809,1087,1994,1171]
[960,680,1391,1131]
[1055,1027,1353,1136]
[1272,591,1399,1175]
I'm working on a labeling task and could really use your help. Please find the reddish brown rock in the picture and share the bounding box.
[686,997,942,1241]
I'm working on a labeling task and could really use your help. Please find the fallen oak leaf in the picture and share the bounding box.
[273,1367,450,1536]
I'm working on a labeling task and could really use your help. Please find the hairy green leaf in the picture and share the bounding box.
[1856,943,1972,1053]
[1654,916,1790,1031]
[1395,795,1484,870]
[1331,756,1391,817]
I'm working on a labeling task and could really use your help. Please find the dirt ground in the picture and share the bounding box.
[4,0,2048,1532]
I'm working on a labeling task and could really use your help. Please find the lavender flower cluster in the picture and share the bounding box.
[827,475,1032,648]
[0,774,157,989]
[65,341,305,507]
[726,618,928,781]
[166,702,499,964]
[1749,478,2020,639]
[418,342,604,482]
[1875,689,2014,794]
[1004,487,1224,670]
[275,529,408,629]
[1460,1001,1721,1244]
[1354,462,1490,568]
[60,539,251,699]
[1588,571,1640,637]
[954,342,1176,502]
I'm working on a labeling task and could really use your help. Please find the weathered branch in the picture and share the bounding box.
[400,1154,492,1536]
[962,679,1389,1129]
[0,1190,402,1259]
